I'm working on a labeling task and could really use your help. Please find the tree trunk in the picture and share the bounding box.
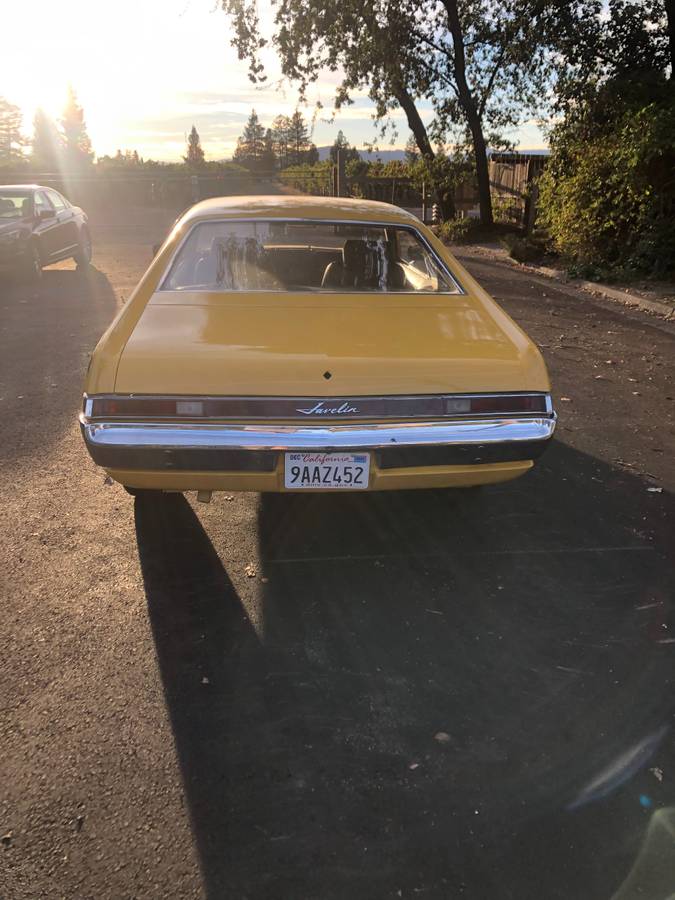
[394,83,456,219]
[442,0,493,225]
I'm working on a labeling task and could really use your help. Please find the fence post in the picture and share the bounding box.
[421,181,427,224]
[190,175,200,203]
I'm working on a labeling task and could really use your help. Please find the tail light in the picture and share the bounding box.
[84,393,550,420]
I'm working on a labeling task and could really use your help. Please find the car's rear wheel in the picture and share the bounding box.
[74,229,92,268]
[21,242,42,282]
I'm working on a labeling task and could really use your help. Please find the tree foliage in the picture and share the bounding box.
[538,1,674,275]
[31,109,63,171]
[539,84,675,276]
[235,108,317,170]
[329,130,360,164]
[221,0,563,223]
[61,85,93,168]
[184,124,206,167]
[0,97,25,163]
[233,109,267,169]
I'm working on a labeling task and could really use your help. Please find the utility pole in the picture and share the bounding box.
[335,148,346,197]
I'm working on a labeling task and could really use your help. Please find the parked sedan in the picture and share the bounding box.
[81,196,556,498]
[0,184,92,279]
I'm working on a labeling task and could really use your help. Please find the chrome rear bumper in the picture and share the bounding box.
[81,416,556,472]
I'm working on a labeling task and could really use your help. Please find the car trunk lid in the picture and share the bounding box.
[113,290,548,397]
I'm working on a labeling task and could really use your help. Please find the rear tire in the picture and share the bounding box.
[74,229,92,268]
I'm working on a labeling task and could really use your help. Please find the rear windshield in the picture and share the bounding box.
[0,191,32,219]
[160,220,461,294]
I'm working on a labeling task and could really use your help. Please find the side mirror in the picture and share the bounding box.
[38,208,54,221]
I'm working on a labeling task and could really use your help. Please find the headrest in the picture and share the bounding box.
[342,239,367,269]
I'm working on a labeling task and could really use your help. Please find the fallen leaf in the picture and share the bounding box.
[647,487,663,493]
[244,564,257,577]
[224,495,234,501]
[103,475,113,486]
[650,767,664,782]
[201,676,210,685]
[408,762,420,771]
[434,732,451,743]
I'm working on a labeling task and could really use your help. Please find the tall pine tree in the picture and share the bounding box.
[184,125,206,167]
[287,110,310,165]
[232,109,266,169]
[0,97,24,163]
[61,86,93,168]
[271,115,291,169]
[31,109,63,172]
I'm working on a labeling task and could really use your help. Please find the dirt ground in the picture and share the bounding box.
[1,211,674,900]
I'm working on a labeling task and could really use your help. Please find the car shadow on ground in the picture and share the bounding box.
[0,265,117,459]
[135,441,674,900]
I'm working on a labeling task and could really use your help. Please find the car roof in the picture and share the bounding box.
[0,184,57,192]
[181,195,421,226]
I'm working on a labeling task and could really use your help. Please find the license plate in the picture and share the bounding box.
[284,452,370,490]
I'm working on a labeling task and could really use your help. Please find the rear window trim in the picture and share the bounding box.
[157,217,465,296]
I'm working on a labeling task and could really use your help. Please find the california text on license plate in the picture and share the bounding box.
[284,452,370,489]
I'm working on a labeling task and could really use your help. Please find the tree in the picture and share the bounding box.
[221,0,559,223]
[0,97,25,163]
[287,110,311,165]
[262,128,276,171]
[271,115,291,168]
[404,134,419,165]
[31,109,63,171]
[184,124,206,167]
[537,1,674,275]
[546,0,672,113]
[329,130,360,164]
[233,109,266,169]
[61,85,93,168]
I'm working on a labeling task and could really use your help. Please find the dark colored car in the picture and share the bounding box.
[0,184,92,280]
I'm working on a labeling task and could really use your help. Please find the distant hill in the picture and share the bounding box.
[316,146,407,163]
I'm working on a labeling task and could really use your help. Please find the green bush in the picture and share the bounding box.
[500,233,546,263]
[538,85,675,276]
[436,216,481,244]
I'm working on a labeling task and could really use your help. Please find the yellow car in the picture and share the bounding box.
[81,196,556,498]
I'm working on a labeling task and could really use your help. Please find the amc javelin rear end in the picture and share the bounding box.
[81,196,555,496]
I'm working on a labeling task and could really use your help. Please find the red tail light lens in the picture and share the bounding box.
[469,394,548,414]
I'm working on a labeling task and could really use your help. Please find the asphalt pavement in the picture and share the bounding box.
[1,214,674,900]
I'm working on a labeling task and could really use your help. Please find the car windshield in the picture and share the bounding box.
[0,191,32,219]
[161,220,461,293]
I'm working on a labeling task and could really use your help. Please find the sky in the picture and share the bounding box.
[1,0,547,161]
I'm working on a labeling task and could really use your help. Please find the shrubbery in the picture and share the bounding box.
[538,84,675,277]
[435,217,482,244]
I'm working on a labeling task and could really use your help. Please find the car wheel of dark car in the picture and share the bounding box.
[22,242,42,282]
[74,229,92,268]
